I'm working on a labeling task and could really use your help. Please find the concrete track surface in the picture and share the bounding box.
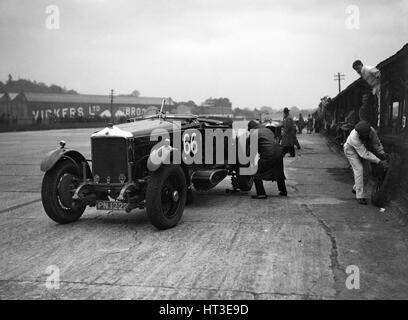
[1,128,408,299]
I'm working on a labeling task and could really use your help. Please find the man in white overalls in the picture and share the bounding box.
[344,121,389,205]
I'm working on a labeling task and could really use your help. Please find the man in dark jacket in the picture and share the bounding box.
[297,114,305,134]
[281,107,297,157]
[248,120,288,199]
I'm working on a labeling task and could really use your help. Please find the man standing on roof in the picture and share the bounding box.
[352,60,381,127]
[343,121,389,205]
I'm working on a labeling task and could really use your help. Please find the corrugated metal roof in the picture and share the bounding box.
[22,92,174,105]
[333,78,366,101]
[377,43,408,69]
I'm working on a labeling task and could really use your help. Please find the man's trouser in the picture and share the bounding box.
[254,179,287,196]
[253,158,287,196]
[282,146,295,157]
[359,89,381,128]
[344,143,371,199]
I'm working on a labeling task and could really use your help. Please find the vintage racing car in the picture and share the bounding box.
[40,104,254,230]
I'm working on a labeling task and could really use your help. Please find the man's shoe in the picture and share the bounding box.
[251,194,267,199]
[279,191,288,196]
[357,198,367,205]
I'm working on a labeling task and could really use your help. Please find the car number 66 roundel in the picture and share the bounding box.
[183,132,198,155]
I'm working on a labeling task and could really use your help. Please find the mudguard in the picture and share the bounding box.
[40,148,89,174]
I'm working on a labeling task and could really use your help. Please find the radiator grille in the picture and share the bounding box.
[91,137,128,183]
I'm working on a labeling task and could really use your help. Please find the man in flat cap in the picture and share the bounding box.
[343,121,389,205]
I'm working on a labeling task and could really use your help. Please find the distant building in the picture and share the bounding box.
[10,92,174,124]
[0,92,17,125]
[261,112,273,122]
[0,93,8,116]
[172,104,194,115]
[3,91,236,125]
[195,99,233,118]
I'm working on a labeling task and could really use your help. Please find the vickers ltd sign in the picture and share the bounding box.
[30,105,155,120]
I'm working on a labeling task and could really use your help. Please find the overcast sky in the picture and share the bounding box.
[0,0,407,109]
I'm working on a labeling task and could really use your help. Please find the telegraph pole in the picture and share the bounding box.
[109,89,115,123]
[334,72,345,93]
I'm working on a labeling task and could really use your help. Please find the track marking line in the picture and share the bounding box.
[0,198,42,214]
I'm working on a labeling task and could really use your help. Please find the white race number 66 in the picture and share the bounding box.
[183,132,198,155]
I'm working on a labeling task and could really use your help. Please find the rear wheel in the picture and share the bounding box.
[146,165,187,230]
[41,160,86,224]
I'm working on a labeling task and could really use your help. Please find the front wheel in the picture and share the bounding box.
[41,160,86,224]
[146,165,187,230]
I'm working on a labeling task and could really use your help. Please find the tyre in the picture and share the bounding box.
[371,178,387,207]
[146,165,187,230]
[41,160,86,224]
[236,172,254,191]
[371,153,401,207]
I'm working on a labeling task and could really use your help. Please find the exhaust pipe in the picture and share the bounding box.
[191,169,228,191]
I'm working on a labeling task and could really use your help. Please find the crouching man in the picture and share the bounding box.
[343,121,389,205]
[247,120,287,199]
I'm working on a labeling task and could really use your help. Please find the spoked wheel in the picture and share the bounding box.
[146,165,187,230]
[161,176,182,218]
[41,160,86,224]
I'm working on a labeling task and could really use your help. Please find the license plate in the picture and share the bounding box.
[96,200,127,211]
